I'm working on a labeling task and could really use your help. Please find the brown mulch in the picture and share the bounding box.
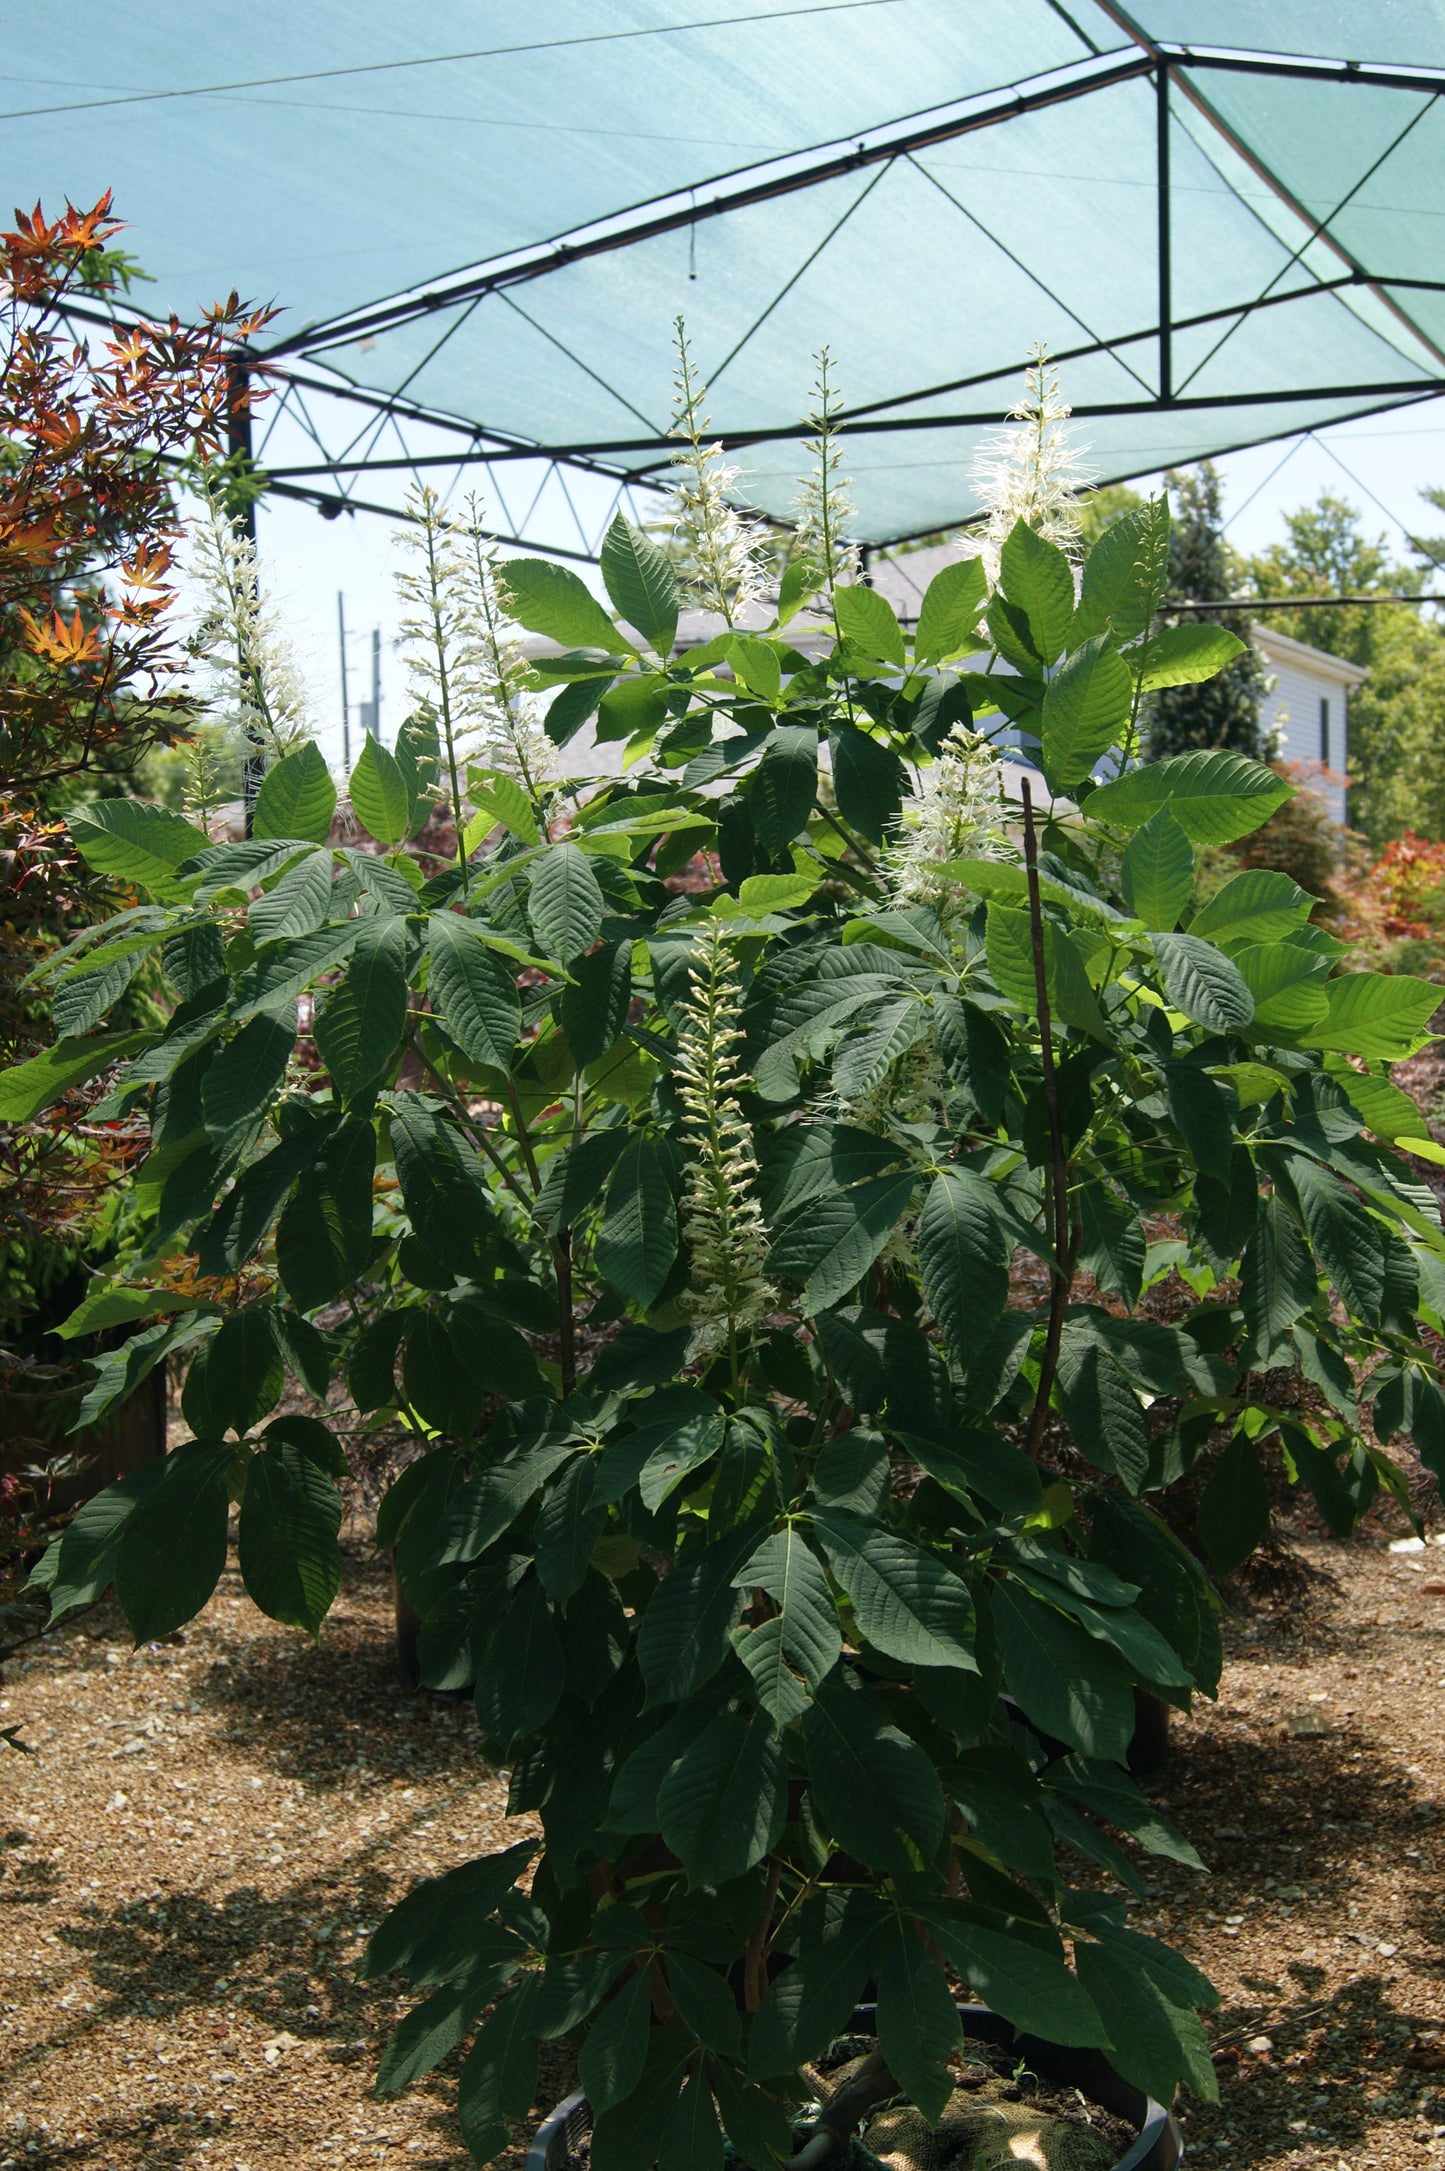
[3,1530,1445,2169]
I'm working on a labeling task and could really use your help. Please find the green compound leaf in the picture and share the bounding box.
[314,913,409,1106]
[237,1439,342,1634]
[252,741,337,844]
[527,841,606,965]
[594,1136,677,1307]
[497,556,632,653]
[917,1166,1010,1358]
[1040,636,1133,787]
[1086,750,1292,844]
[812,1509,975,1671]
[1120,807,1193,930]
[349,733,411,846]
[999,518,1075,665]
[113,1438,233,1643]
[427,911,522,1072]
[802,1672,945,1871]
[1149,932,1254,1032]
[731,1525,842,1722]
[599,512,680,654]
[657,1705,787,1887]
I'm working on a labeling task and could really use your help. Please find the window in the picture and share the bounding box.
[1320,696,1331,768]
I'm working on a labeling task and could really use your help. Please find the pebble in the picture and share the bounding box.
[1246,2036,1274,2055]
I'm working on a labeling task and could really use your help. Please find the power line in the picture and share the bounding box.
[0,2,904,122]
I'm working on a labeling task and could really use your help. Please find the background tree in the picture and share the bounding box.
[1243,492,1445,843]
[1150,461,1267,758]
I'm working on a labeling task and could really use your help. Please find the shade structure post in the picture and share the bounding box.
[226,347,264,831]
[1157,60,1172,406]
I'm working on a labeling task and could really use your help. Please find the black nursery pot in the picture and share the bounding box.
[526,2002,1185,2170]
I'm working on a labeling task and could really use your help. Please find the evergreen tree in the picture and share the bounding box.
[1150,461,1267,757]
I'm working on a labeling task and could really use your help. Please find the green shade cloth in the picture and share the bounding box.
[7,0,1445,543]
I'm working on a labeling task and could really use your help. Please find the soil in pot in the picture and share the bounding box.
[805,2034,1135,2170]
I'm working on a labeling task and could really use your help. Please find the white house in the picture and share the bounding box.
[1251,622,1363,827]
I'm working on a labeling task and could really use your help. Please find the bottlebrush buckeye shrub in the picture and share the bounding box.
[8,485,1445,2166]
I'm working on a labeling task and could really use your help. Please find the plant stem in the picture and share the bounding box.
[743,1857,783,2013]
[506,1079,577,1396]
[1020,775,1076,1458]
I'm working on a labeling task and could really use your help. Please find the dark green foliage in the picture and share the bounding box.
[15,490,1444,2169]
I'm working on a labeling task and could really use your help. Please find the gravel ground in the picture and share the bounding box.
[2,1531,1444,2170]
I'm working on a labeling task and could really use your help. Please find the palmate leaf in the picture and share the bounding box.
[1086,749,1291,844]
[1133,620,1244,691]
[1119,807,1193,930]
[113,1438,233,1643]
[527,841,605,964]
[349,733,411,846]
[872,1913,962,2123]
[1039,637,1133,787]
[1148,933,1254,1032]
[0,1030,150,1122]
[68,798,208,895]
[751,724,819,857]
[237,1440,342,1634]
[498,556,631,653]
[594,1136,677,1307]
[1197,1431,1270,1575]
[474,1574,565,1750]
[917,1166,1009,1356]
[834,583,906,666]
[802,1673,944,1871]
[813,1509,975,1670]
[1240,1193,1316,1352]
[915,1901,1111,2051]
[313,914,409,1105]
[599,512,680,654]
[426,911,522,1071]
[914,556,987,667]
[731,1526,841,1722]
[767,1169,917,1314]
[247,850,334,944]
[1189,866,1315,946]
[1074,1942,1218,2105]
[661,2064,726,2171]
[1287,1155,1386,1323]
[748,1891,884,2078]
[200,1008,296,1136]
[999,519,1074,665]
[656,1706,787,1886]
[990,1579,1135,1760]
[578,1966,653,2117]
[636,1526,757,1704]
[252,741,336,844]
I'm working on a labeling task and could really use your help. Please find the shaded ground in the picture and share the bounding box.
[2,1534,1444,2168]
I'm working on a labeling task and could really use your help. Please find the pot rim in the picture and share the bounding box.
[525,2000,1184,2171]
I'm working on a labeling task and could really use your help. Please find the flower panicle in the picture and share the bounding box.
[394,484,553,814]
[791,348,859,596]
[887,723,1009,917]
[971,345,1094,584]
[667,319,770,628]
[186,466,309,763]
[674,920,776,1367]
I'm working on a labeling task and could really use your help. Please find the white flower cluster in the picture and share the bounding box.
[185,467,309,819]
[674,921,776,1370]
[971,347,1093,584]
[792,348,860,596]
[889,723,1009,916]
[667,323,770,627]
[395,486,553,806]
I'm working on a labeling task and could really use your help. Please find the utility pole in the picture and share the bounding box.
[371,628,382,747]
[337,592,352,771]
